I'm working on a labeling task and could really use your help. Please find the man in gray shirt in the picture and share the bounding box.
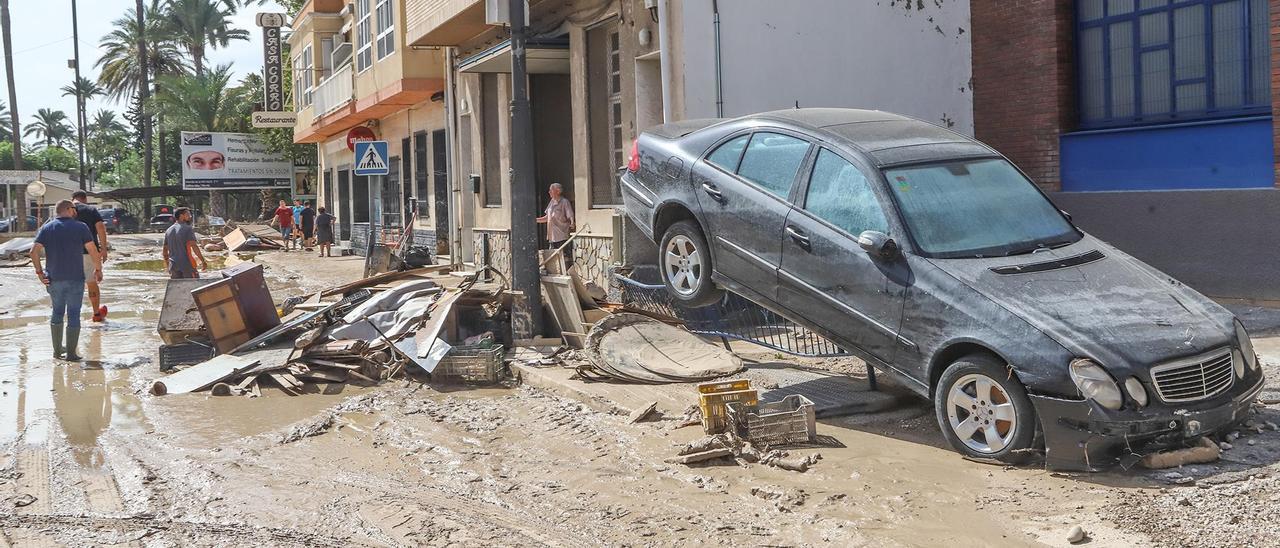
[162,208,207,278]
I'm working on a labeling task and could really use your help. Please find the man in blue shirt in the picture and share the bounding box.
[31,200,102,361]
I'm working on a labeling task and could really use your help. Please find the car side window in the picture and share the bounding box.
[737,132,809,199]
[804,148,889,236]
[705,134,749,172]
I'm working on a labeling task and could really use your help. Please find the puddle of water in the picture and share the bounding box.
[116,255,227,273]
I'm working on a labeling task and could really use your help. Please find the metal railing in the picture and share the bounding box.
[314,62,354,116]
[614,273,851,358]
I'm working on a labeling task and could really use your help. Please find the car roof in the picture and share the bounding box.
[746,108,998,167]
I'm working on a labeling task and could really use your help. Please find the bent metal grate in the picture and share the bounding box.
[1150,348,1235,403]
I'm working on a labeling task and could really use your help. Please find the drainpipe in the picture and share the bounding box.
[444,47,463,265]
[657,0,673,122]
[712,0,723,117]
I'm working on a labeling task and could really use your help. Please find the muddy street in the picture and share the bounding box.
[0,234,1275,547]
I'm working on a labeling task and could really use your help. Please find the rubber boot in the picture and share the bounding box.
[51,323,64,359]
[63,325,82,361]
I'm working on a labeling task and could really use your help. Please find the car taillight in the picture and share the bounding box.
[627,139,640,172]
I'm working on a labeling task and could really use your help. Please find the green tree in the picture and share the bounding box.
[96,1,188,101]
[0,100,9,141]
[164,0,248,76]
[26,146,78,172]
[153,64,249,215]
[60,76,104,105]
[23,108,74,148]
[87,109,131,181]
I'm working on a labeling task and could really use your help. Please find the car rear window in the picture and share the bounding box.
[737,132,809,199]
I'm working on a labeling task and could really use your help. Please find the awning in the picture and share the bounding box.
[458,38,570,74]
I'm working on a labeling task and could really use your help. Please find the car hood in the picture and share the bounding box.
[928,235,1234,373]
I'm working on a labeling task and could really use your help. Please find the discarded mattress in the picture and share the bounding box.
[584,313,743,384]
[0,237,34,260]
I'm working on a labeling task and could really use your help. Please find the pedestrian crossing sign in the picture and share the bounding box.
[354,140,390,176]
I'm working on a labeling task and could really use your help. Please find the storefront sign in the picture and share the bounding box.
[180,132,292,190]
[261,25,284,111]
[346,126,377,151]
[251,110,296,128]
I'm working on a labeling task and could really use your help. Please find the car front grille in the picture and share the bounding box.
[1150,348,1235,403]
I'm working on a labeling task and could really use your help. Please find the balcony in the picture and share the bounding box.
[314,62,354,117]
[406,0,488,46]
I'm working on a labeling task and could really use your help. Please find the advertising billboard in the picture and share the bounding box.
[180,132,292,190]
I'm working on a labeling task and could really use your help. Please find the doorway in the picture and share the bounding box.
[338,167,352,241]
[531,73,575,245]
[432,128,449,256]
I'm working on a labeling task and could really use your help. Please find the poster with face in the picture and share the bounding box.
[180,132,292,189]
[293,168,316,199]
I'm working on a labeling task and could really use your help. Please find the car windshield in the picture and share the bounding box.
[884,158,1079,258]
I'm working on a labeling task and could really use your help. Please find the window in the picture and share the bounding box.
[804,149,888,236]
[885,159,1079,258]
[375,0,394,60]
[587,20,623,206]
[292,53,305,109]
[301,44,313,107]
[355,0,372,72]
[706,134,749,172]
[1077,0,1270,128]
[320,36,334,80]
[737,132,809,198]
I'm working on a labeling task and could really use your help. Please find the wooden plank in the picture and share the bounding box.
[300,369,349,383]
[569,269,596,308]
[296,358,363,371]
[222,228,249,252]
[265,371,299,395]
[541,275,586,346]
[582,308,610,325]
[151,354,259,395]
[320,264,454,297]
[412,290,463,358]
[540,249,566,275]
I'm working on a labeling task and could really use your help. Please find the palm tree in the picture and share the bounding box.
[24,109,75,149]
[96,1,187,101]
[153,64,246,215]
[1,0,21,175]
[61,76,105,105]
[90,109,129,135]
[86,109,130,180]
[164,0,248,76]
[0,101,9,141]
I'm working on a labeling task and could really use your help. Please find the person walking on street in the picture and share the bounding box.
[315,206,335,257]
[162,207,207,279]
[536,182,576,265]
[273,200,294,250]
[300,201,316,251]
[291,199,305,248]
[30,200,102,361]
[71,191,109,322]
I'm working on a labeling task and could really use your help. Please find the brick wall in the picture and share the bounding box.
[970,1,1075,192]
[1272,0,1280,188]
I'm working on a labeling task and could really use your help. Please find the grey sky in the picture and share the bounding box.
[0,0,285,141]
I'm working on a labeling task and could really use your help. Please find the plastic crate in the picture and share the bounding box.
[435,344,505,384]
[726,395,816,447]
[697,379,757,435]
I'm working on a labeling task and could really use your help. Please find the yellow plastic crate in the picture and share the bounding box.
[697,379,757,435]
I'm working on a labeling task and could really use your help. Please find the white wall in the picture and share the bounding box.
[677,0,973,135]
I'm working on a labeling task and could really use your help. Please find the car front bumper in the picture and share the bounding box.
[1029,373,1265,471]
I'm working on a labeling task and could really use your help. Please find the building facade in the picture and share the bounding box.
[972,0,1280,300]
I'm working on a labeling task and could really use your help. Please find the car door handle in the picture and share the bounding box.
[786,225,811,250]
[701,182,724,201]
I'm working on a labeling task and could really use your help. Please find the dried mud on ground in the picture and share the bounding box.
[1,234,1279,546]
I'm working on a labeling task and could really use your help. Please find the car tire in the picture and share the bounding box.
[934,354,1038,464]
[658,220,722,308]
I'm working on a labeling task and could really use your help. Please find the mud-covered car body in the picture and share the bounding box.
[620,108,1264,470]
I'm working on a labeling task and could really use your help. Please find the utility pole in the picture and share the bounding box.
[70,0,86,190]
[1,0,24,230]
[507,0,541,334]
[135,0,152,215]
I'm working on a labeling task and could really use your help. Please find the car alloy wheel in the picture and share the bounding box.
[664,234,702,297]
[945,373,1018,454]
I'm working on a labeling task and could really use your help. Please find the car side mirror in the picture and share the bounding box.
[856,230,898,260]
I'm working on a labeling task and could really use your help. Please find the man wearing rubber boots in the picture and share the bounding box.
[30,200,102,361]
[71,191,109,322]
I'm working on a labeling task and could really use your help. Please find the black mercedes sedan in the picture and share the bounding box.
[619,108,1264,470]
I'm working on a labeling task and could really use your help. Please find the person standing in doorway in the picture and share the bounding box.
[300,201,316,251]
[273,200,294,250]
[30,200,102,361]
[315,206,336,257]
[162,208,207,279]
[536,182,576,266]
[71,191,108,322]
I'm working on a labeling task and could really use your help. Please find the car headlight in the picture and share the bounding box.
[1236,320,1259,372]
[1233,349,1246,379]
[1069,358,1123,410]
[1124,377,1148,407]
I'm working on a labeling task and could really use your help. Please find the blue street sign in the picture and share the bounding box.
[353,140,390,176]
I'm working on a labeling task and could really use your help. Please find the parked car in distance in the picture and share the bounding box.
[620,108,1264,471]
[148,214,175,232]
[99,208,140,234]
[0,215,39,232]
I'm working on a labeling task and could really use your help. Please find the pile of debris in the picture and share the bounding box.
[666,433,823,473]
[154,263,515,397]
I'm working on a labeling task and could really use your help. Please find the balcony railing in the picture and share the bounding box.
[313,62,354,117]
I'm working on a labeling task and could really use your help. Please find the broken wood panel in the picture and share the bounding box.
[151,354,260,395]
[320,265,455,297]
